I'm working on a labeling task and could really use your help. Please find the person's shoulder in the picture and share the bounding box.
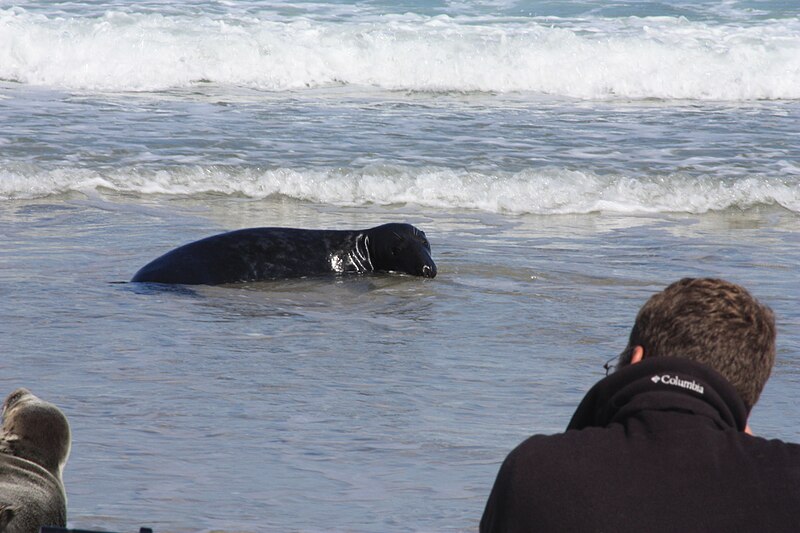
[511,424,622,452]
[742,433,800,459]
[502,425,625,475]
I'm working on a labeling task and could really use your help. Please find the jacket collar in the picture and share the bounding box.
[566,357,748,432]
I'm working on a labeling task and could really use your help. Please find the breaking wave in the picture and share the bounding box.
[2,8,800,100]
[3,164,800,215]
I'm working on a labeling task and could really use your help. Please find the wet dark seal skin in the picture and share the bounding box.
[0,388,71,533]
[131,222,437,285]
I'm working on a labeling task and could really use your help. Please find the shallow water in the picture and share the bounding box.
[2,0,800,531]
[3,196,800,532]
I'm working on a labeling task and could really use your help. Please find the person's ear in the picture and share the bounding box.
[630,345,644,364]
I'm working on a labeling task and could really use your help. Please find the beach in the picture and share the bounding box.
[2,1,800,531]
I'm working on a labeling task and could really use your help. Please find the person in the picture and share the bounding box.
[480,278,800,532]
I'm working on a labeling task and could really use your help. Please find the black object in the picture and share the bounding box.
[481,357,800,533]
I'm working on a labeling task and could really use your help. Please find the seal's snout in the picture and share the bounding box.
[422,264,436,278]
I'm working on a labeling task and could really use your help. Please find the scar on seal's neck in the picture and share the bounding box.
[354,233,373,271]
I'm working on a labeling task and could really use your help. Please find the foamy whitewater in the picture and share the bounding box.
[2,1,800,532]
[3,5,800,97]
[5,165,800,214]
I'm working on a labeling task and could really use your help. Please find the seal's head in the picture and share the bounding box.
[366,223,437,278]
[1,389,71,479]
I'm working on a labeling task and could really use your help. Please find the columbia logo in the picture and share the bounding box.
[650,374,704,394]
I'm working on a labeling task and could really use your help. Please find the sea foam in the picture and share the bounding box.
[3,164,799,215]
[1,8,799,99]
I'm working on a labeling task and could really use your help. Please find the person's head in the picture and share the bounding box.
[618,278,776,411]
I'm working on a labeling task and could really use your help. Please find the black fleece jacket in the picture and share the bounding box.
[480,357,800,533]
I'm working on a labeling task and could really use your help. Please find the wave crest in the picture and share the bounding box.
[3,164,799,215]
[2,9,799,99]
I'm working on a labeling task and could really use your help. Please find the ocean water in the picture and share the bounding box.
[1,1,800,531]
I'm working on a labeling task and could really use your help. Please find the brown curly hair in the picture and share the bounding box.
[620,278,776,411]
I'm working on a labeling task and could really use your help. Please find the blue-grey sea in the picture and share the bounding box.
[2,1,800,531]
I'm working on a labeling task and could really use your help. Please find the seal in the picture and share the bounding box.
[131,222,437,285]
[0,388,71,533]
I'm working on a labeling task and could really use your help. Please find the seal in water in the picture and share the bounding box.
[0,388,71,533]
[131,222,437,285]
